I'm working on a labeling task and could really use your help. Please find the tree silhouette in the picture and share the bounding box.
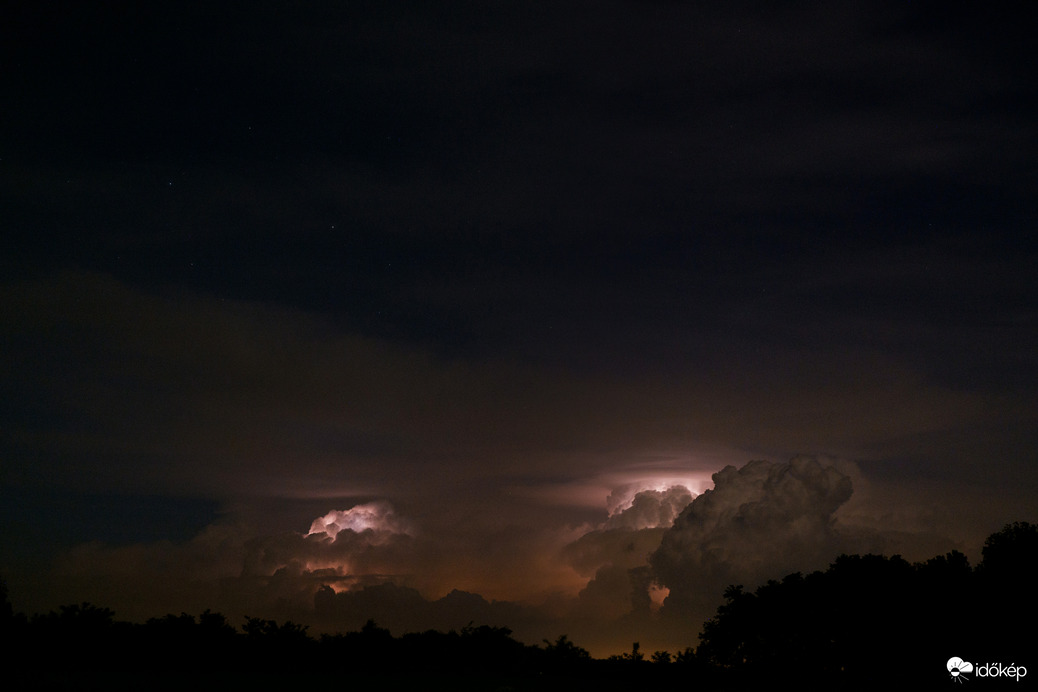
[0,578,12,626]
[979,521,1037,580]
[975,521,1037,655]
[608,641,644,663]
[542,634,591,663]
[693,532,1038,689]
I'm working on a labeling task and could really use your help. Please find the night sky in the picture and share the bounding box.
[2,1,1036,655]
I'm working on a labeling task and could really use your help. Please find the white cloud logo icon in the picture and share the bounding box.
[948,657,974,682]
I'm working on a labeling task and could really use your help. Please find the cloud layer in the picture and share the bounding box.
[652,458,853,613]
[10,455,978,656]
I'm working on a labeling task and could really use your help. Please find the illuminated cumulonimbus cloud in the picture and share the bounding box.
[240,501,415,585]
[649,456,855,617]
[560,482,695,621]
[307,501,412,540]
[564,484,696,576]
[603,485,695,530]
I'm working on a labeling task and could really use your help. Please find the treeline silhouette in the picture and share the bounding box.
[3,522,1034,690]
[697,521,1037,688]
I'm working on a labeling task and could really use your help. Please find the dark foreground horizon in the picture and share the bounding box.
[5,522,1033,691]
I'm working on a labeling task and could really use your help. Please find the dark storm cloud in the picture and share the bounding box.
[4,271,1011,506]
[0,272,628,498]
[647,457,960,645]
[652,458,855,601]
